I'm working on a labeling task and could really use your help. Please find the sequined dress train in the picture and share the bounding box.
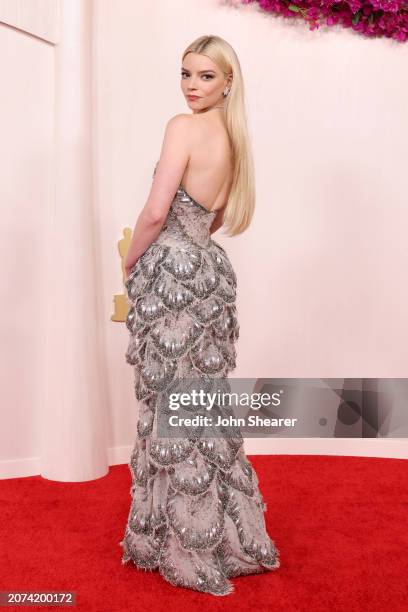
[119,166,280,596]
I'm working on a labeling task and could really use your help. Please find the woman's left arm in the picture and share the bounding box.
[123,207,166,277]
[124,114,192,277]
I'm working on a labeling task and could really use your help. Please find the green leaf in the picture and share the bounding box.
[352,10,361,24]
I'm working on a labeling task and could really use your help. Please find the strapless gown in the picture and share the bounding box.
[119,165,280,596]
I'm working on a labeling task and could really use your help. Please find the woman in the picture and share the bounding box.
[119,34,280,596]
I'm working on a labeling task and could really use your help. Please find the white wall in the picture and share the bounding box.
[0,1,56,478]
[1,0,407,479]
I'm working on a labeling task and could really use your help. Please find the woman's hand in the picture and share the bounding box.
[124,260,134,281]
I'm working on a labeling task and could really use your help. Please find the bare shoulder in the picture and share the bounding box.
[165,113,193,132]
[161,113,195,148]
[167,112,214,136]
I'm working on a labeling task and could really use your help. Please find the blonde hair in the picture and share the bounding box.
[182,35,255,237]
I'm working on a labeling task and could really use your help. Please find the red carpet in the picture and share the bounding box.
[1,455,407,611]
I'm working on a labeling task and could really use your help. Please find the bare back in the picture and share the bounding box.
[180,111,233,214]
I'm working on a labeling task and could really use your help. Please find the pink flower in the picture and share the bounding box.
[231,0,408,41]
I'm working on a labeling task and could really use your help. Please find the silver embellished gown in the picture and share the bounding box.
[119,165,280,596]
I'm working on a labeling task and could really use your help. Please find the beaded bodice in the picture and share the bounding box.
[152,162,217,248]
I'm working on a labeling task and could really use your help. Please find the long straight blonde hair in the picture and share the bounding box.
[182,35,255,237]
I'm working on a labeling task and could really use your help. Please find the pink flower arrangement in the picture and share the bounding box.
[238,0,408,40]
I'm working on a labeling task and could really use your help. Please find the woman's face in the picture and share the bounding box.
[181,52,231,113]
